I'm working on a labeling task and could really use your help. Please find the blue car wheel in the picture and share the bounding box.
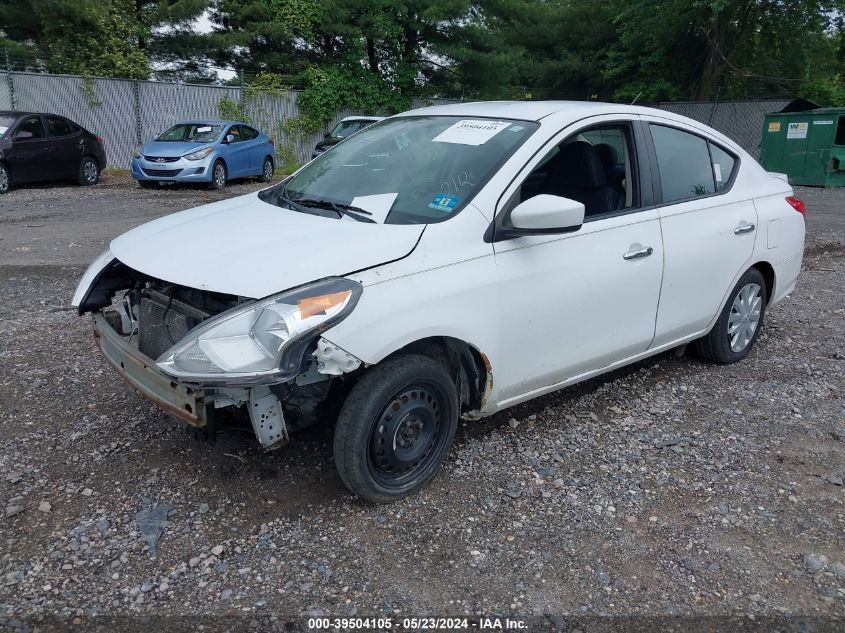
[261,156,274,182]
[207,160,227,190]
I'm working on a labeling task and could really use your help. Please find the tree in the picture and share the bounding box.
[603,0,845,102]
[0,0,149,78]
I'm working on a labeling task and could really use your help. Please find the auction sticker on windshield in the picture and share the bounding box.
[433,120,510,145]
[0,126,7,135]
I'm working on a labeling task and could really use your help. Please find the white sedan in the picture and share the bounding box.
[73,101,805,502]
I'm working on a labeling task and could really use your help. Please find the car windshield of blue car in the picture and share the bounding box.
[264,116,538,225]
[157,123,225,143]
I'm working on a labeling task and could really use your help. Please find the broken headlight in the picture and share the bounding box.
[156,278,361,385]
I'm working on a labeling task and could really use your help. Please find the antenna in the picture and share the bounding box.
[630,92,642,105]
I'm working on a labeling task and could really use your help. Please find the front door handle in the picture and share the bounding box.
[734,223,755,234]
[623,246,654,260]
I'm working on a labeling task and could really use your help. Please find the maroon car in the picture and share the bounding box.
[0,111,107,194]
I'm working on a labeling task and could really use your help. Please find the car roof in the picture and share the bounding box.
[339,116,385,122]
[395,100,676,122]
[0,111,64,119]
[172,119,249,126]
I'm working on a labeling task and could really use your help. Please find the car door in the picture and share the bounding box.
[239,125,262,174]
[222,125,250,177]
[643,120,757,347]
[491,117,664,403]
[9,115,53,183]
[45,115,82,178]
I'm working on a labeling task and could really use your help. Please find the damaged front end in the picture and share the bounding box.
[74,251,363,449]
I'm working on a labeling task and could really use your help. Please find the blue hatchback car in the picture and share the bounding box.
[131,120,275,189]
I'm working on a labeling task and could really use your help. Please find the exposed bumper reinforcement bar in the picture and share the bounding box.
[92,313,208,427]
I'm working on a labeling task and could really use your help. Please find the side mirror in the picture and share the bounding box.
[323,132,331,138]
[493,195,584,242]
[14,130,33,140]
[224,134,235,144]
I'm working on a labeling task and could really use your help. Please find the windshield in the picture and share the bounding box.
[157,123,224,142]
[330,119,376,138]
[266,116,537,225]
[0,116,15,138]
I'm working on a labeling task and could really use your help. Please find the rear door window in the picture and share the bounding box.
[709,143,737,191]
[650,124,715,203]
[239,126,258,141]
[46,116,73,137]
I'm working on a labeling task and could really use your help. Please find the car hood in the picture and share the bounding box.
[141,140,213,157]
[109,192,424,298]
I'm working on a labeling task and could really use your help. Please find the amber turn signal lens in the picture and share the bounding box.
[298,290,352,319]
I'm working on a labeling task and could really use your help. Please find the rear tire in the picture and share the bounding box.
[207,160,227,190]
[694,267,767,364]
[260,156,274,182]
[333,354,459,503]
[78,156,100,186]
[0,163,9,194]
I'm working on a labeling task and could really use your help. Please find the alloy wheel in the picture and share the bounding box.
[263,159,273,180]
[83,160,98,183]
[0,165,8,192]
[214,163,225,187]
[727,282,762,352]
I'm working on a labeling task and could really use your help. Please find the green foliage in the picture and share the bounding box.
[801,76,845,107]
[4,0,845,108]
[0,0,150,78]
[294,66,411,133]
[275,141,300,174]
[80,76,103,107]
[217,97,246,121]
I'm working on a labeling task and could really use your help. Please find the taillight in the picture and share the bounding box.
[269,138,274,145]
[96,135,104,145]
[785,195,806,218]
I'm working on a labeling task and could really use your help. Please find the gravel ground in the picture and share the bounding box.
[0,178,843,631]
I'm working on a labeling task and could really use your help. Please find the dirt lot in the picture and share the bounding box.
[0,176,843,631]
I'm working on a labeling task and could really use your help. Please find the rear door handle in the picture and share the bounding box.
[623,246,654,260]
[734,223,755,234]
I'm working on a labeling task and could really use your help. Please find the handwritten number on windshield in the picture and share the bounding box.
[440,171,474,193]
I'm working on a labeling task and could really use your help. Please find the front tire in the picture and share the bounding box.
[0,163,9,194]
[208,160,227,190]
[695,267,767,364]
[333,354,459,503]
[78,156,100,186]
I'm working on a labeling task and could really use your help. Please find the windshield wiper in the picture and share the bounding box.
[297,198,376,223]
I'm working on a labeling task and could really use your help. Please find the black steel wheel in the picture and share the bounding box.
[334,354,458,503]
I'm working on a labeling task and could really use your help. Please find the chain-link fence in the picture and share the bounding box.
[0,69,791,167]
[649,99,791,159]
[0,71,456,168]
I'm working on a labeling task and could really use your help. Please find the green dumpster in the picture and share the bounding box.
[760,107,845,186]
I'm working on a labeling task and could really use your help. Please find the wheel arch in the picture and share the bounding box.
[380,336,492,416]
[750,260,775,305]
